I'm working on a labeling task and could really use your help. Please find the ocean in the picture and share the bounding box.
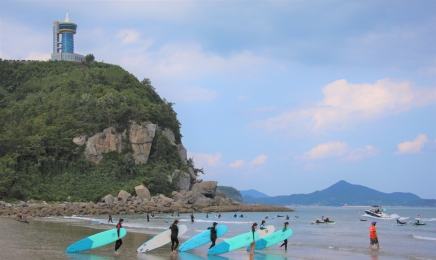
[1,206,435,260]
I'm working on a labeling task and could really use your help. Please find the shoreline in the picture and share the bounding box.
[0,201,292,218]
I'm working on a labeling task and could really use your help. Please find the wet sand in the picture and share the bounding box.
[0,217,260,260]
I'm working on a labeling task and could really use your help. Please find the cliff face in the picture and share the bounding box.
[74,122,157,164]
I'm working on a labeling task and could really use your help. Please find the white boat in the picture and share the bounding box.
[364,206,391,218]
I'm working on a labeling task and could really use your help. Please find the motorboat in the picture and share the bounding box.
[364,206,391,218]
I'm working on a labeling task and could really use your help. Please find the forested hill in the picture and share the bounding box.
[0,60,190,202]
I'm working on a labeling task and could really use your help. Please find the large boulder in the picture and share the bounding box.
[157,194,173,207]
[170,170,191,192]
[188,167,197,183]
[191,181,218,198]
[172,191,187,203]
[103,194,115,204]
[117,190,131,203]
[83,127,126,164]
[135,185,151,200]
[129,122,156,164]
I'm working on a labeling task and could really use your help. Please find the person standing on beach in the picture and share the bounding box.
[170,220,179,254]
[19,212,23,220]
[147,213,150,222]
[208,222,218,249]
[190,213,195,223]
[249,223,258,255]
[369,221,380,249]
[108,213,113,223]
[279,222,289,250]
[114,219,124,255]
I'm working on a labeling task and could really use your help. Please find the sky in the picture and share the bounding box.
[1,0,435,199]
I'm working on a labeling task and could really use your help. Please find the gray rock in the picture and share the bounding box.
[162,128,176,144]
[171,170,191,191]
[103,194,115,204]
[72,135,87,146]
[118,190,131,203]
[129,122,156,164]
[135,185,151,200]
[177,144,187,164]
[191,181,218,198]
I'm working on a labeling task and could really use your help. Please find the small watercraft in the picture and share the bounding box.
[364,206,391,218]
[396,219,407,225]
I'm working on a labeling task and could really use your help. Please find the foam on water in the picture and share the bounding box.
[413,235,436,241]
[179,218,252,224]
[416,218,436,221]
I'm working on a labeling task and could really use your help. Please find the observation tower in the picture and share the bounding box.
[51,13,84,62]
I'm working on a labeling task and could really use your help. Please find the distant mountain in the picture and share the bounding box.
[240,189,271,199]
[243,180,425,206]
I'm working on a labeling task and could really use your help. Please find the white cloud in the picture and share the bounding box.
[299,142,378,161]
[116,29,141,43]
[301,142,348,160]
[238,95,249,101]
[395,134,429,154]
[188,152,222,169]
[229,160,245,168]
[251,79,435,135]
[251,154,268,165]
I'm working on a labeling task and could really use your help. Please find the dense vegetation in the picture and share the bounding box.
[217,186,243,202]
[0,59,188,202]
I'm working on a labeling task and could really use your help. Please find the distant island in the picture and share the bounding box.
[241,180,436,207]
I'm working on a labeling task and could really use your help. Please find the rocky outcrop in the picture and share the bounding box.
[129,123,156,164]
[74,122,157,164]
[170,170,191,192]
[177,144,187,164]
[191,181,218,198]
[135,185,151,200]
[162,128,176,144]
[103,194,115,204]
[83,127,126,164]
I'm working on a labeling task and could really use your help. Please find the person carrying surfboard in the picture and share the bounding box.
[279,222,289,250]
[260,220,267,230]
[170,220,179,254]
[208,222,218,249]
[249,223,258,255]
[114,218,124,255]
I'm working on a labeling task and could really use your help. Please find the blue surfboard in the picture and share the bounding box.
[179,225,228,252]
[66,228,127,253]
[207,230,259,255]
[254,229,293,250]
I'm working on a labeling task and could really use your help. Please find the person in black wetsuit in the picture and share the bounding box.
[114,219,124,255]
[190,213,195,223]
[249,223,258,255]
[147,213,150,222]
[170,220,179,254]
[208,222,218,249]
[279,222,289,250]
[260,220,266,230]
[108,213,113,223]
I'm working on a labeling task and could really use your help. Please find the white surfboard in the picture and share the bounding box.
[257,225,275,238]
[137,225,187,253]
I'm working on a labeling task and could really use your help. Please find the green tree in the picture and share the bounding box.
[85,54,95,63]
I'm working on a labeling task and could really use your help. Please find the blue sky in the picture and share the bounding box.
[1,0,435,199]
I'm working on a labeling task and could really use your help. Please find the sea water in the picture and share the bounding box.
[1,206,435,259]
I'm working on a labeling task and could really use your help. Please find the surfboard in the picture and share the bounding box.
[253,229,293,250]
[179,225,228,252]
[137,225,188,253]
[66,228,127,253]
[245,225,275,251]
[207,230,259,255]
